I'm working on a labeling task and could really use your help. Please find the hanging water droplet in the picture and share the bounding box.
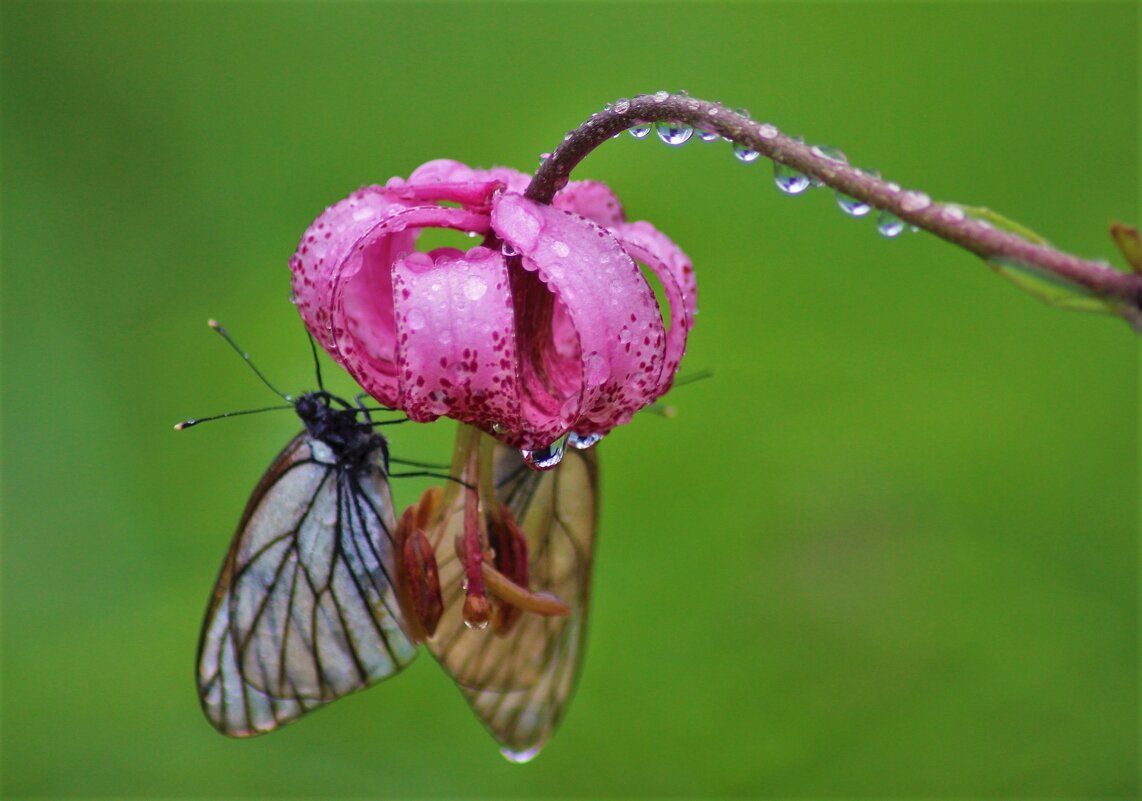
[696,129,718,142]
[501,746,542,764]
[491,421,508,435]
[501,242,519,257]
[568,431,604,450]
[628,123,651,139]
[876,210,906,238]
[811,145,848,163]
[836,193,871,217]
[733,144,759,163]
[774,162,811,194]
[735,107,751,119]
[653,90,669,102]
[288,289,299,305]
[613,98,630,113]
[521,436,567,470]
[656,121,693,146]
[463,617,490,631]
[538,152,551,166]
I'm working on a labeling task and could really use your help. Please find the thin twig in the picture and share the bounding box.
[525,92,1141,321]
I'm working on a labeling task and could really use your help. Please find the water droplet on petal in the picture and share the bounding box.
[521,437,567,471]
[733,144,759,163]
[501,746,542,764]
[551,239,570,258]
[836,193,871,216]
[696,129,718,142]
[501,242,519,257]
[876,210,906,238]
[628,123,651,139]
[463,276,488,301]
[405,308,426,331]
[568,431,603,450]
[774,162,811,195]
[584,353,607,386]
[656,121,693,146]
[491,421,507,434]
[900,191,931,213]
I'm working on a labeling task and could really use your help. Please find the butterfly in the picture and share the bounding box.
[422,437,598,760]
[184,321,598,760]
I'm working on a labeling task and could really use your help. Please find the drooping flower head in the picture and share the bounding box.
[290,159,696,453]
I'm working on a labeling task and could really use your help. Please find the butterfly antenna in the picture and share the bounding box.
[306,328,325,392]
[174,404,294,430]
[208,319,291,401]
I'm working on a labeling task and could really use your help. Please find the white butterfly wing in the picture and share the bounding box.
[197,433,418,737]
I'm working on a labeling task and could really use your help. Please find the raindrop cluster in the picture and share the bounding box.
[601,93,939,244]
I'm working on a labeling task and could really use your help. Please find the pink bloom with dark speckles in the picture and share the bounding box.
[289,160,696,451]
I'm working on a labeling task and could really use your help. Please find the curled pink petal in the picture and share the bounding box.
[612,220,697,393]
[492,193,666,437]
[336,205,492,405]
[289,160,697,452]
[392,246,522,433]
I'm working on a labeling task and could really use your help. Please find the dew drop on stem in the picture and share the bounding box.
[774,162,811,195]
[876,210,906,238]
[733,144,759,163]
[656,121,693,146]
[836,193,871,217]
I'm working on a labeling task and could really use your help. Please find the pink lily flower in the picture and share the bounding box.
[289,159,696,455]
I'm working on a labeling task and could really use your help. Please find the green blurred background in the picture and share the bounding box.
[2,2,1136,797]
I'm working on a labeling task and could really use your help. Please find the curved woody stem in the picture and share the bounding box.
[526,93,1142,330]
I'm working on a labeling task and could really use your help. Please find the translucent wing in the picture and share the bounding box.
[428,443,599,757]
[197,433,418,737]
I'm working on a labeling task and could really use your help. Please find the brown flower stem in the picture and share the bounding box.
[525,92,1142,328]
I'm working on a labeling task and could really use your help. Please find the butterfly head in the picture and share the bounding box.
[294,391,389,470]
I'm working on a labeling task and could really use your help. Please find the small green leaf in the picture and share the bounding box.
[1109,221,1142,273]
[962,206,1051,245]
[983,257,1117,313]
[963,206,1120,316]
